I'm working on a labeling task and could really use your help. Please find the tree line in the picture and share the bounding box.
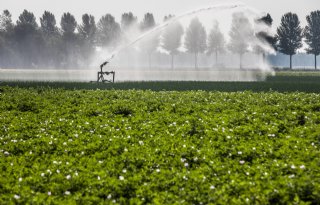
[0,10,319,69]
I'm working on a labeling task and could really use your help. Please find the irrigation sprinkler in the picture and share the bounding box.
[97,61,115,83]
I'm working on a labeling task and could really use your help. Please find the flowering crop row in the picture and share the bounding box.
[0,87,320,204]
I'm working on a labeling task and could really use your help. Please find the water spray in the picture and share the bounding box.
[96,3,246,82]
[96,2,275,82]
[109,3,245,62]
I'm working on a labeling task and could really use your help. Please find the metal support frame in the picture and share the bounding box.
[97,61,115,83]
[97,71,115,83]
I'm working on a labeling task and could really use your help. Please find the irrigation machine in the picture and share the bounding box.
[97,61,115,83]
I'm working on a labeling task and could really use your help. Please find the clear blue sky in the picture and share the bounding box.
[1,0,319,28]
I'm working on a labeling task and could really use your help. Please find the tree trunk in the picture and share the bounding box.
[290,55,292,70]
[148,53,151,70]
[171,54,174,70]
[315,54,317,70]
[215,51,218,66]
[195,52,198,69]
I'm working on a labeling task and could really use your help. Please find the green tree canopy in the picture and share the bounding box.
[0,10,13,33]
[121,12,137,31]
[61,12,77,36]
[305,10,320,69]
[40,11,61,68]
[40,11,58,36]
[14,10,43,68]
[0,10,14,67]
[78,14,96,43]
[277,12,303,69]
[60,12,79,67]
[256,13,277,51]
[97,14,121,47]
[78,14,97,66]
[140,13,155,31]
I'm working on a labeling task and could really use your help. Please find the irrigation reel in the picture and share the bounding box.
[97,61,115,83]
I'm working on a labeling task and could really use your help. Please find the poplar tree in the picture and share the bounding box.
[277,12,303,69]
[162,16,184,69]
[229,12,254,69]
[304,10,320,70]
[184,18,207,69]
[207,21,225,66]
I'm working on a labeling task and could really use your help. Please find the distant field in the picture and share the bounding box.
[1,72,320,92]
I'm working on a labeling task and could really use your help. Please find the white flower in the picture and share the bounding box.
[14,194,20,199]
[156,169,160,173]
[139,141,144,145]
[63,142,67,146]
[184,163,189,167]
[239,160,245,164]
[238,151,242,155]
[122,169,127,173]
[41,173,45,177]
[19,177,23,182]
[107,194,112,199]
[4,151,9,156]
[226,136,231,139]
[48,191,51,196]
[124,148,128,152]
[210,185,215,190]
[56,169,60,174]
[97,176,101,180]
[65,191,71,195]
[66,175,71,180]
[119,176,124,180]
[300,165,306,169]
[291,165,296,169]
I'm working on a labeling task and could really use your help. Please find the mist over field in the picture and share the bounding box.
[0,1,319,82]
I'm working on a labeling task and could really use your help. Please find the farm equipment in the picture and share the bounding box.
[97,61,115,83]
